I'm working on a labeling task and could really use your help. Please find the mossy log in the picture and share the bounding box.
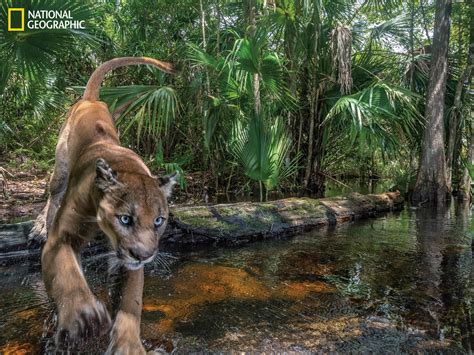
[161,192,403,247]
[0,192,403,265]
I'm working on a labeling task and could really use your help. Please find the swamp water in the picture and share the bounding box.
[0,205,473,353]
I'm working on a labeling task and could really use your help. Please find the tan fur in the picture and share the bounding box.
[31,57,176,353]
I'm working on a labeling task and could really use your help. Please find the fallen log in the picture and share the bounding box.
[161,191,403,247]
[0,192,403,265]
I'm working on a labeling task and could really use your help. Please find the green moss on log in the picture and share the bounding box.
[165,192,404,246]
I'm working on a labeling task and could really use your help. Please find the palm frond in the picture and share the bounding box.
[365,14,411,51]
[323,83,422,158]
[99,85,180,140]
[230,114,299,190]
[0,0,100,81]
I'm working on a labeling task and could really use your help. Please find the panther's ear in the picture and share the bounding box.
[158,172,179,198]
[95,158,118,192]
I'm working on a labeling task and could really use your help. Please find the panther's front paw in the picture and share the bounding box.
[28,213,47,247]
[106,311,146,355]
[56,291,111,343]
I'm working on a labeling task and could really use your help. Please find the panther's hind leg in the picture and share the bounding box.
[28,124,70,246]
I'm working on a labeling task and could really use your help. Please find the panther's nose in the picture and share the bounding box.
[128,247,154,261]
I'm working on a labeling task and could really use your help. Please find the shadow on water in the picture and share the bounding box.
[0,202,473,353]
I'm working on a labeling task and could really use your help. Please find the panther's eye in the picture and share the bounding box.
[118,215,133,226]
[154,217,164,228]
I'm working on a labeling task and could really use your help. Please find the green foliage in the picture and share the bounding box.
[0,0,101,162]
[0,0,99,88]
[150,141,187,189]
[467,164,474,181]
[230,114,299,198]
[100,84,180,142]
[0,0,471,198]
[324,83,422,159]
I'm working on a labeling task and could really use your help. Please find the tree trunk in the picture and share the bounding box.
[419,0,433,44]
[459,122,474,200]
[248,0,261,116]
[446,1,473,192]
[409,0,415,91]
[302,1,325,196]
[454,0,474,199]
[200,0,211,95]
[253,73,261,115]
[309,108,326,197]
[446,65,471,191]
[303,88,318,191]
[302,97,326,198]
[216,1,221,55]
[411,0,452,206]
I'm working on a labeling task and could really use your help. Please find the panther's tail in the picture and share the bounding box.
[83,57,175,101]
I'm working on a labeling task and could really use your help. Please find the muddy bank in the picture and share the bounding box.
[0,192,403,265]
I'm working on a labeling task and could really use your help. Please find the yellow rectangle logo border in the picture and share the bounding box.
[8,8,25,32]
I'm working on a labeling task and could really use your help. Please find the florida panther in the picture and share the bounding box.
[29,57,177,354]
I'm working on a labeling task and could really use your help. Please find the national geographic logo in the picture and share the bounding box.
[7,8,24,31]
[7,8,86,31]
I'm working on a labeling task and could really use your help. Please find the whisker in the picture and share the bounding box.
[107,254,122,274]
[157,252,178,260]
[152,258,167,272]
[87,251,115,265]
[155,255,170,268]
[151,252,178,273]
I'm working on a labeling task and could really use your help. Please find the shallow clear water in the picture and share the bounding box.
[1,204,473,353]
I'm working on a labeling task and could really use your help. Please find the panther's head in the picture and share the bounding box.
[94,158,177,270]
